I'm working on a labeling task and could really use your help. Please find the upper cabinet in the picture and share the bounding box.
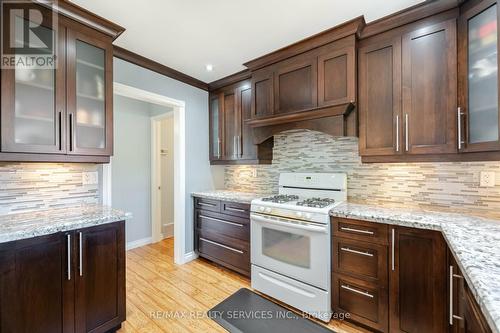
[458,0,500,152]
[359,11,459,161]
[209,79,273,165]
[0,2,123,163]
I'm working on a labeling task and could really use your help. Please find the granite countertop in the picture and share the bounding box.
[191,190,268,204]
[330,202,500,333]
[0,204,131,244]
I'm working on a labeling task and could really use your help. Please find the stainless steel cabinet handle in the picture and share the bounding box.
[216,138,221,158]
[233,136,237,158]
[449,265,465,325]
[405,113,409,152]
[198,202,216,207]
[58,111,63,151]
[199,237,243,254]
[226,206,246,213]
[79,232,83,277]
[396,115,400,152]
[69,113,74,152]
[340,226,374,235]
[340,247,374,257]
[457,107,465,150]
[341,284,374,298]
[199,215,244,227]
[67,234,71,281]
[391,228,395,271]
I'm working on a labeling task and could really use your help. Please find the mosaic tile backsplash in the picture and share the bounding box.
[225,130,500,218]
[0,163,100,215]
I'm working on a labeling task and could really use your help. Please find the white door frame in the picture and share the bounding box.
[105,82,187,265]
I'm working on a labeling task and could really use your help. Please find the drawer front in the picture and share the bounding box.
[221,201,251,218]
[332,217,388,245]
[194,197,221,212]
[196,210,249,241]
[197,229,250,274]
[333,237,388,284]
[333,273,388,333]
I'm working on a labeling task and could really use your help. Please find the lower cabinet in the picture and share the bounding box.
[332,217,488,333]
[449,251,492,333]
[194,197,250,277]
[0,221,125,333]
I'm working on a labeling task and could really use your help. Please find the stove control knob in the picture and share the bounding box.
[265,207,272,213]
[258,206,265,212]
[305,213,312,220]
[296,212,303,218]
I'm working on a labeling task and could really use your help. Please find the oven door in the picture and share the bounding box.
[250,213,330,290]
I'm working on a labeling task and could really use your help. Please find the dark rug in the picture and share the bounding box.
[208,288,335,333]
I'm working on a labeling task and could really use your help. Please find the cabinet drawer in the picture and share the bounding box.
[194,197,221,212]
[333,273,388,333]
[332,217,388,245]
[333,237,388,284]
[196,210,249,241]
[221,201,250,218]
[196,229,250,275]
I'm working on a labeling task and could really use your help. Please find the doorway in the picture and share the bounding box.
[103,82,187,264]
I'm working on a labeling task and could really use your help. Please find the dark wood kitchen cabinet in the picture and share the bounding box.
[359,13,458,160]
[0,2,122,163]
[389,226,447,333]
[458,0,500,153]
[449,251,492,333]
[209,80,272,165]
[0,221,125,333]
[194,197,250,276]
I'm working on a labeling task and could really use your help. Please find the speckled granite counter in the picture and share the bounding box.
[191,190,267,204]
[330,202,500,333]
[0,204,131,244]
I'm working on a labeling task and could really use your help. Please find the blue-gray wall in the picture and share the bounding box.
[113,58,224,252]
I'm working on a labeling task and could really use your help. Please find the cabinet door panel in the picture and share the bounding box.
[318,44,355,107]
[359,36,402,156]
[275,55,317,114]
[67,28,113,156]
[223,91,238,160]
[238,84,258,160]
[209,94,223,161]
[0,4,65,154]
[0,233,73,333]
[389,227,447,333]
[459,1,500,152]
[402,20,457,155]
[251,68,274,118]
[75,222,125,333]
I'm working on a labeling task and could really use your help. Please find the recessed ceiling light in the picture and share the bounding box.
[205,64,213,72]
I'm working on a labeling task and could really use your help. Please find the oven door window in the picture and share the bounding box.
[262,227,311,268]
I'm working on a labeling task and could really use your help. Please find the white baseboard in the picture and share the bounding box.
[183,251,198,263]
[163,223,174,238]
[126,237,152,251]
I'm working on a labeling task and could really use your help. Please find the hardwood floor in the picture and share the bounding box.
[118,238,364,333]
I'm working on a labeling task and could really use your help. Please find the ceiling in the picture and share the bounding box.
[70,0,424,83]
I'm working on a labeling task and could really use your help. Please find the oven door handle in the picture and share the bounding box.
[250,214,328,233]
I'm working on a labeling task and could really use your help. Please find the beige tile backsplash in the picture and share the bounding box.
[0,163,100,215]
[225,130,500,218]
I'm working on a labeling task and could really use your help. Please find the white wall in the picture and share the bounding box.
[160,115,174,234]
[113,58,224,253]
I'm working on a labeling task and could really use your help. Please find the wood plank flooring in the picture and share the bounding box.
[118,238,364,333]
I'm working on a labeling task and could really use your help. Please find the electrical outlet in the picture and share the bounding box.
[480,171,496,188]
[82,171,98,185]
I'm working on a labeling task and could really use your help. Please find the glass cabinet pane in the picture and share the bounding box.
[211,98,220,158]
[14,16,56,146]
[468,4,499,144]
[75,40,106,149]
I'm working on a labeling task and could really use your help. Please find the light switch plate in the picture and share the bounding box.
[480,171,496,188]
[82,171,98,185]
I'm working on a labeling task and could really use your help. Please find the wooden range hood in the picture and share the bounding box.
[243,17,364,144]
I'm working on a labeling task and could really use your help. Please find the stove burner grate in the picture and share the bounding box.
[261,194,299,204]
[296,197,336,208]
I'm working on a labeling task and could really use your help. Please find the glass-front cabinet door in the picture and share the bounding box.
[0,5,65,153]
[66,28,113,156]
[459,0,500,152]
[209,94,223,161]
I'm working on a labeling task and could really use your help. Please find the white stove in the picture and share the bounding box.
[250,172,347,322]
